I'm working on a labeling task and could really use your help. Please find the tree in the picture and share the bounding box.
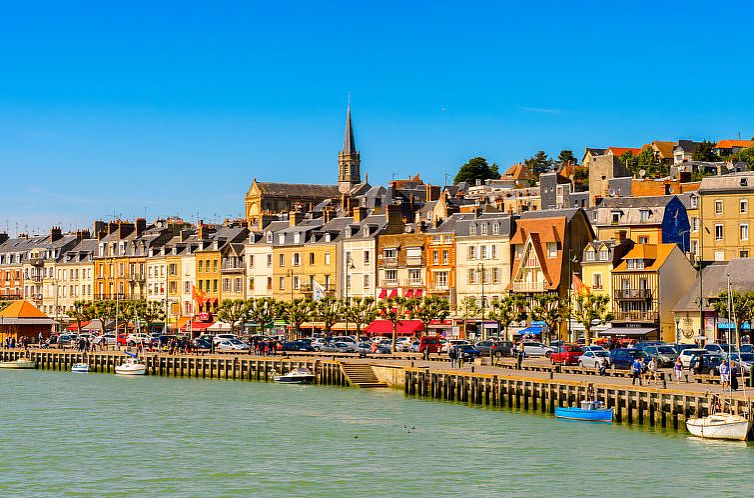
[458,296,481,338]
[731,147,754,169]
[131,300,166,333]
[453,157,500,185]
[712,290,754,345]
[409,296,450,338]
[246,297,279,335]
[0,301,11,313]
[557,149,577,165]
[572,293,612,345]
[279,298,313,339]
[619,151,639,175]
[636,147,665,177]
[65,300,93,335]
[376,297,410,352]
[340,297,378,337]
[524,150,553,178]
[692,140,720,162]
[91,300,117,334]
[529,294,567,345]
[488,295,527,341]
[312,297,341,336]
[216,299,249,335]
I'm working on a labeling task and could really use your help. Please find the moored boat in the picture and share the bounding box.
[555,400,613,423]
[274,367,315,384]
[72,362,90,373]
[0,358,37,369]
[686,413,751,441]
[115,358,147,375]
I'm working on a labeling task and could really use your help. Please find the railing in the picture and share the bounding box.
[614,289,652,300]
[220,265,245,273]
[406,256,423,266]
[94,293,126,300]
[129,273,146,282]
[430,284,450,291]
[29,258,44,266]
[383,279,399,288]
[405,278,424,287]
[613,311,659,322]
[30,275,43,283]
[381,256,398,267]
[511,281,547,292]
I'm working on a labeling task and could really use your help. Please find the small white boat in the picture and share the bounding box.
[0,358,37,369]
[686,413,751,441]
[274,367,315,384]
[115,358,147,375]
[72,363,90,373]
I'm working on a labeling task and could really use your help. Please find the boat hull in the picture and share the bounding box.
[555,406,613,423]
[686,416,752,441]
[72,363,90,373]
[0,360,37,369]
[115,365,147,375]
[274,375,315,384]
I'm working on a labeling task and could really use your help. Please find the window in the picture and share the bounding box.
[279,277,285,290]
[691,217,699,232]
[324,253,331,265]
[468,268,478,284]
[198,280,203,291]
[408,268,421,283]
[638,236,648,244]
[279,254,285,267]
[266,254,272,267]
[267,277,272,290]
[249,255,254,268]
[480,245,487,260]
[469,224,477,236]
[492,223,499,235]
[436,271,448,288]
[611,212,621,224]
[714,251,725,262]
[636,259,645,269]
[363,274,370,288]
[293,253,301,266]
[740,250,749,258]
[266,232,273,243]
[639,210,650,222]
[383,248,397,259]
[480,224,488,235]
[212,279,218,292]
[433,251,439,264]
[468,246,477,260]
[627,259,635,269]
[690,240,699,255]
[406,247,421,258]
[546,242,557,258]
[715,224,724,241]
[715,200,723,214]
[742,199,748,214]
[599,249,609,260]
[690,195,698,209]
[442,250,449,264]
[586,250,595,261]
[491,267,499,283]
[309,252,315,265]
[592,273,603,289]
[278,234,285,244]
[491,245,497,259]
[293,276,300,290]
[234,278,241,293]
[741,224,749,241]
[385,269,398,282]
[222,278,230,292]
[249,277,255,291]
[363,250,370,264]
[293,233,301,244]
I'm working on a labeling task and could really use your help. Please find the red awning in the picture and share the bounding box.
[180,321,215,332]
[364,319,424,336]
[414,289,423,298]
[66,320,91,331]
[404,289,414,298]
[378,289,387,299]
[388,289,398,298]
[429,319,453,326]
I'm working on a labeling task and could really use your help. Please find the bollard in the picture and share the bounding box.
[549,370,554,380]
[411,361,414,367]
[471,366,475,373]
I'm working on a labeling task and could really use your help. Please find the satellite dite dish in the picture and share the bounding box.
[639,169,646,178]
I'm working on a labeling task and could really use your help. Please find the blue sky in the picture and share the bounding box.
[1,0,753,234]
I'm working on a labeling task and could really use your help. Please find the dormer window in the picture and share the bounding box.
[293,233,301,244]
[325,233,331,242]
[690,194,698,209]
[639,209,651,222]
[586,249,595,261]
[627,259,634,269]
[363,227,369,237]
[599,249,609,260]
[469,224,477,236]
[480,224,488,235]
[278,234,285,244]
[266,232,273,244]
[492,223,499,235]
[741,178,749,187]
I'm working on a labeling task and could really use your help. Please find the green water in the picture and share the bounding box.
[1,370,754,497]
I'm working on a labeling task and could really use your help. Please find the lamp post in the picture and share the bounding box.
[567,250,579,343]
[477,262,485,340]
[345,255,355,337]
[675,316,681,344]
[286,269,294,302]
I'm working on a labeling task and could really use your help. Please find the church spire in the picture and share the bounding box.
[338,99,361,194]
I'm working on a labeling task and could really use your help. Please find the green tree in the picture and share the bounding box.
[524,150,554,178]
[409,296,450,338]
[131,300,166,333]
[557,149,577,165]
[246,297,279,334]
[572,293,612,345]
[340,297,378,337]
[216,299,249,335]
[91,300,117,334]
[619,151,640,175]
[488,295,527,341]
[529,294,567,345]
[712,290,754,345]
[376,297,410,352]
[65,300,93,334]
[636,147,666,177]
[458,296,481,338]
[279,298,313,339]
[453,157,500,185]
[692,140,720,162]
[312,297,341,336]
[731,147,754,169]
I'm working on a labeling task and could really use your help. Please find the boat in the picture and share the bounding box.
[0,358,37,369]
[273,367,315,384]
[686,413,751,441]
[115,357,147,375]
[555,400,613,423]
[72,362,90,373]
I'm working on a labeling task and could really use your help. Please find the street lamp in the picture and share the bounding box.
[675,316,681,344]
[567,250,579,343]
[477,262,485,339]
[286,269,294,302]
[345,255,355,337]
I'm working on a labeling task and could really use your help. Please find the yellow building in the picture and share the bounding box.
[698,173,754,262]
[195,243,221,313]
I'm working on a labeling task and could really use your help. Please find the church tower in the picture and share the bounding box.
[338,102,361,193]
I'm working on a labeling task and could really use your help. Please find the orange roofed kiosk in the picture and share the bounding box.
[0,300,55,343]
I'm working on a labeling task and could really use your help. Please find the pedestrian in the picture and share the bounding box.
[719,360,730,390]
[631,356,643,386]
[647,356,658,385]
[489,345,495,367]
[731,361,739,391]
[457,349,465,369]
[674,357,684,384]
[38,331,43,346]
[516,348,524,370]
[448,345,457,369]
[599,357,609,376]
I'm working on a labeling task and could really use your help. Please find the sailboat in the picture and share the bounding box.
[115,312,147,375]
[686,274,752,441]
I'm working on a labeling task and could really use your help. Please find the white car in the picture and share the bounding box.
[578,350,611,369]
[93,333,118,345]
[126,333,152,345]
[441,339,469,353]
[522,341,553,357]
[678,348,708,368]
[332,336,358,345]
[213,333,239,344]
[216,339,250,350]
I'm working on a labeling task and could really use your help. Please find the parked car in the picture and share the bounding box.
[216,339,250,351]
[419,336,443,354]
[281,340,314,352]
[57,334,78,347]
[490,341,514,358]
[521,341,553,358]
[578,350,612,369]
[151,335,176,348]
[92,333,118,346]
[126,333,152,346]
[212,333,239,345]
[550,340,565,349]
[740,344,754,354]
[441,339,470,353]
[610,348,649,369]
[634,341,664,352]
[643,345,679,367]
[550,344,583,365]
[474,340,495,355]
[332,336,358,345]
[453,344,481,360]
[690,354,724,375]
[581,345,606,353]
[192,338,212,350]
[730,353,754,374]
[670,343,696,353]
[321,342,355,353]
[678,348,710,368]
[354,342,391,354]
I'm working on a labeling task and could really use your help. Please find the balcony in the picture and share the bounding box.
[406,256,424,266]
[29,275,43,283]
[613,311,659,322]
[221,265,245,274]
[404,278,424,287]
[129,273,146,283]
[381,256,398,267]
[29,257,44,267]
[383,279,399,288]
[614,289,652,300]
[511,281,547,292]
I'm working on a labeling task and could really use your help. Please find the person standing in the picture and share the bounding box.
[631,356,643,386]
[719,360,730,390]
[730,361,739,391]
[448,346,457,369]
[647,356,658,385]
[674,357,684,384]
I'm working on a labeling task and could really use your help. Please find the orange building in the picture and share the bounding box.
[425,231,455,302]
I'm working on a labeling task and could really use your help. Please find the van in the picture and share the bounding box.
[419,335,442,353]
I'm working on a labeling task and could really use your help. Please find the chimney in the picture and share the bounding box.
[289,210,304,227]
[180,228,193,242]
[117,221,134,240]
[615,230,627,242]
[107,221,118,235]
[425,184,441,202]
[50,226,62,242]
[353,206,368,223]
[664,183,671,195]
[0,233,8,244]
[196,220,215,240]
[679,171,692,183]
[385,204,404,229]
[136,217,147,236]
[341,193,353,215]
[323,208,334,223]
[75,229,90,241]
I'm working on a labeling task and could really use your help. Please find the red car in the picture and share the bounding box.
[550,343,583,365]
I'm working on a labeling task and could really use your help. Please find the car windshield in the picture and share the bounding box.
[736,353,754,361]
[229,339,243,345]
[595,351,609,357]
[656,346,676,354]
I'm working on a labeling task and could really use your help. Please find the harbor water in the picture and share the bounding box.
[2,369,754,497]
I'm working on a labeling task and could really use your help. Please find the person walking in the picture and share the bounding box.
[457,348,465,369]
[516,347,524,370]
[647,356,658,385]
[719,360,730,390]
[674,357,684,384]
[448,346,457,369]
[631,356,643,386]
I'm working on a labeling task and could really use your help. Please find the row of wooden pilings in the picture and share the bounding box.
[404,368,754,431]
[0,349,348,386]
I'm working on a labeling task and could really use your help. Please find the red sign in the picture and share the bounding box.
[198,312,210,322]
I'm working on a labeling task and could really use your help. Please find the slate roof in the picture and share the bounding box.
[672,261,754,312]
[257,182,339,198]
[699,172,754,193]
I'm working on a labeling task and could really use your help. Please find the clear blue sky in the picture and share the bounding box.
[2,0,753,234]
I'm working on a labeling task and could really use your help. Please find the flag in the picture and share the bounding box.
[312,280,326,301]
[572,275,590,296]
[192,285,207,305]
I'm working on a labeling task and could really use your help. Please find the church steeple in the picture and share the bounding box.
[338,101,361,193]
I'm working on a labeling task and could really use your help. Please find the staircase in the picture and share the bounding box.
[340,363,388,388]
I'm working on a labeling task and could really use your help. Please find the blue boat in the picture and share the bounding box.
[555,401,613,423]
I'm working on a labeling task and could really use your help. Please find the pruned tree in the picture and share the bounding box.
[712,290,754,345]
[279,298,314,339]
[458,296,481,338]
[91,300,117,334]
[340,297,378,337]
[488,295,528,341]
[246,297,279,334]
[312,297,341,336]
[409,296,450,338]
[216,299,249,335]
[529,294,567,345]
[376,297,410,352]
[572,293,612,345]
[65,300,93,335]
[130,300,166,333]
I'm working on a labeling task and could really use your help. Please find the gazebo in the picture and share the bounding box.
[0,300,55,343]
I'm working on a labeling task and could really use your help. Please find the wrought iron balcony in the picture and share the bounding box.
[614,289,652,300]
[511,281,547,292]
[613,311,658,322]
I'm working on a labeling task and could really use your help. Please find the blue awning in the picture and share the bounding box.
[516,326,543,336]
[718,321,751,330]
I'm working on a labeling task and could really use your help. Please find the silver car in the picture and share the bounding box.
[578,350,611,369]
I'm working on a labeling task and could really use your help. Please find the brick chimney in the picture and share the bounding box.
[107,221,118,235]
[425,184,441,202]
[50,226,62,242]
[0,233,8,244]
[385,204,404,230]
[323,208,334,223]
[180,228,193,242]
[75,229,90,241]
[289,210,304,227]
[135,217,147,236]
[117,221,134,239]
[353,206,368,223]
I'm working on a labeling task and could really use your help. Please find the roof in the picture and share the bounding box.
[649,141,676,158]
[597,195,676,209]
[608,147,641,157]
[674,260,754,311]
[582,148,607,161]
[0,300,49,319]
[613,243,676,271]
[509,216,569,290]
[435,212,514,237]
[257,182,340,198]
[716,140,754,149]
[501,163,534,181]
[698,172,754,193]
